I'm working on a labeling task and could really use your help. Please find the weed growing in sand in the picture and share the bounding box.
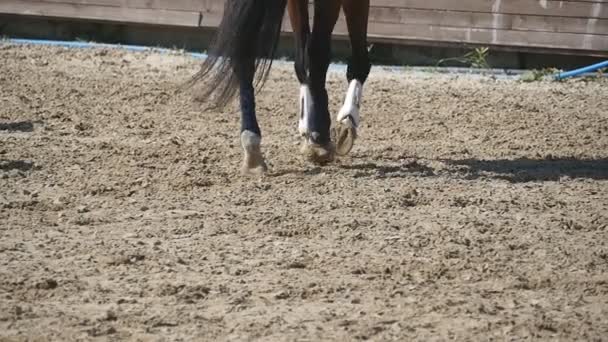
[436,47,490,69]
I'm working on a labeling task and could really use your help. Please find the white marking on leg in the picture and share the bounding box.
[240,130,261,153]
[337,79,363,128]
[298,85,313,136]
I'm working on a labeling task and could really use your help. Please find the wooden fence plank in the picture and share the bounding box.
[0,0,201,27]
[3,0,607,55]
[197,11,608,53]
[344,21,608,52]
[198,1,608,34]
[23,0,221,12]
[367,7,608,35]
[371,0,608,19]
[22,0,608,19]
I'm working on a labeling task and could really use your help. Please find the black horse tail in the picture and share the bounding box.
[185,0,288,108]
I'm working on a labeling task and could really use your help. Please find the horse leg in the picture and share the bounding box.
[288,0,312,138]
[335,0,371,156]
[300,0,342,164]
[188,0,287,174]
[235,59,267,175]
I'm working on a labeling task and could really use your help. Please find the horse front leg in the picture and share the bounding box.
[335,0,371,156]
[297,0,342,164]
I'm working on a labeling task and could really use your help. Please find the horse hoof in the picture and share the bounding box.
[241,150,267,175]
[241,159,267,176]
[333,120,357,156]
[300,140,335,165]
[241,130,267,176]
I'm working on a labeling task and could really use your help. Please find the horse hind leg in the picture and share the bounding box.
[237,63,267,176]
[335,0,371,156]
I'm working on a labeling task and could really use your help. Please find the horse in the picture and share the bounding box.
[188,0,371,175]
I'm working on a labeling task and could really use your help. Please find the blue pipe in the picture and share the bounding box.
[6,38,209,59]
[4,38,350,71]
[555,60,608,80]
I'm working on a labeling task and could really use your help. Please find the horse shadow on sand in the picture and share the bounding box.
[0,160,35,172]
[443,157,608,182]
[0,120,38,173]
[0,121,35,132]
[332,156,608,183]
[270,158,436,179]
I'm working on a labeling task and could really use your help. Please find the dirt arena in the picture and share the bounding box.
[1,43,607,341]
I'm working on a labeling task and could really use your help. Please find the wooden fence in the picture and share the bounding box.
[1,0,607,56]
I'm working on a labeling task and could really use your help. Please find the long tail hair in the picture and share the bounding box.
[185,0,288,108]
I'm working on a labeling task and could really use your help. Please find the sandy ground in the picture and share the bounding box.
[0,43,607,341]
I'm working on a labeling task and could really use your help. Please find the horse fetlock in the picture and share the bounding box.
[241,130,261,152]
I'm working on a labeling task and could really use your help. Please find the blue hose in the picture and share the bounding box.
[3,38,351,72]
[555,60,608,80]
[6,38,209,59]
